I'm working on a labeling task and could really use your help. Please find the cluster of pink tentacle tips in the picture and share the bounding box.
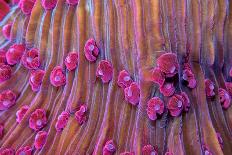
[147,52,231,123]
[146,53,191,120]
[0,0,85,154]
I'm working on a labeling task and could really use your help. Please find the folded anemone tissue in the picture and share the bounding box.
[0,0,232,155]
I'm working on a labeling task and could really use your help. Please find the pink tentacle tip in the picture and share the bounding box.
[84,38,99,62]
[6,44,25,65]
[0,0,10,21]
[103,140,116,155]
[157,53,179,78]
[2,23,12,40]
[18,0,36,15]
[16,146,33,155]
[55,111,70,132]
[41,0,57,10]
[66,0,79,5]
[0,124,3,138]
[181,92,190,112]
[0,148,15,155]
[219,88,231,109]
[146,97,164,121]
[34,131,48,149]
[0,49,7,64]
[29,108,47,131]
[50,66,66,87]
[29,69,45,92]
[182,63,197,89]
[16,105,29,123]
[75,105,87,125]
[21,48,40,70]
[150,67,165,86]
[117,70,133,88]
[0,64,12,83]
[96,60,113,83]
[64,52,78,71]
[167,92,190,117]
[142,145,158,155]
[205,79,215,98]
[124,82,140,106]
[159,82,175,97]
[0,90,16,111]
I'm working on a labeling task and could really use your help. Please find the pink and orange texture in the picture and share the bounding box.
[0,0,232,154]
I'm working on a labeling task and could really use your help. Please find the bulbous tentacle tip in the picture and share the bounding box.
[103,140,116,155]
[0,89,16,111]
[0,64,12,83]
[16,105,29,123]
[124,82,140,106]
[34,131,48,150]
[50,66,66,87]
[55,111,70,132]
[18,0,36,15]
[16,146,33,155]
[29,108,47,131]
[66,0,79,5]
[96,60,113,83]
[219,88,231,109]
[205,79,215,98]
[0,0,10,22]
[117,70,133,88]
[41,0,58,10]
[6,44,26,65]
[2,23,12,40]
[21,48,40,70]
[157,53,179,78]
[65,52,78,71]
[75,104,88,125]
[146,97,165,121]
[0,147,15,155]
[142,145,158,155]
[84,38,99,62]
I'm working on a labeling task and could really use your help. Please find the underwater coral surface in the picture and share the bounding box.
[0,0,232,155]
